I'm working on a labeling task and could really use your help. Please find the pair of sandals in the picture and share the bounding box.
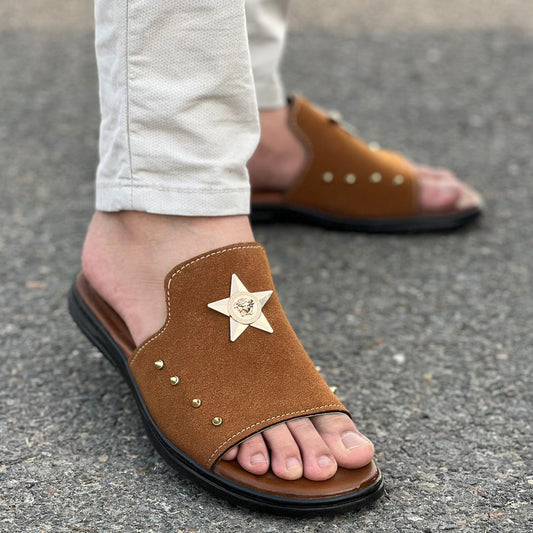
[69,97,482,515]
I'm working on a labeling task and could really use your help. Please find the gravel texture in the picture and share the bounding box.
[0,1,531,532]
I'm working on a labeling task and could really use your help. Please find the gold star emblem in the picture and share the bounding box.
[207,274,274,342]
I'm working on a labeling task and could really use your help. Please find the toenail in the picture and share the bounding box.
[250,453,268,465]
[342,431,370,450]
[317,455,334,468]
[286,457,301,471]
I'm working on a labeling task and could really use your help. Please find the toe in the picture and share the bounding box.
[414,163,483,213]
[418,175,462,212]
[222,446,238,461]
[262,423,303,480]
[455,183,484,210]
[312,413,375,469]
[286,417,338,481]
[414,164,458,183]
[236,434,270,475]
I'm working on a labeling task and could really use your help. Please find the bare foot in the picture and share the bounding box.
[248,106,481,213]
[82,211,374,480]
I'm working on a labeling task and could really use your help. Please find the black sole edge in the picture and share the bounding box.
[67,283,385,516]
[250,204,482,233]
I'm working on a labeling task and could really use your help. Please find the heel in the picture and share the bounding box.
[68,283,121,370]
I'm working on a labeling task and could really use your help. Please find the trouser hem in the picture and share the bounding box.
[255,76,286,110]
[96,183,251,216]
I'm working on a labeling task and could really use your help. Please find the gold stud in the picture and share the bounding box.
[192,399,202,408]
[370,172,382,184]
[212,417,223,427]
[154,360,164,369]
[322,172,334,183]
[344,173,357,185]
[329,386,338,394]
[368,141,381,152]
[328,110,343,124]
[393,174,405,185]
[170,376,180,386]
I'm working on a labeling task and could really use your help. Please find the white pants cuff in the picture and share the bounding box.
[254,73,287,110]
[96,181,251,217]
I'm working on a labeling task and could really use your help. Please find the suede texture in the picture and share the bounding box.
[84,243,348,470]
[254,95,419,218]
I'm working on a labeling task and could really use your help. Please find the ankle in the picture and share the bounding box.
[82,211,254,282]
[81,211,254,344]
[84,210,252,256]
[87,210,251,241]
[248,107,306,191]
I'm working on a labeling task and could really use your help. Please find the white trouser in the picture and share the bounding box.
[246,0,290,110]
[95,0,290,216]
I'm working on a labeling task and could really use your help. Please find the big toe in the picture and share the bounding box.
[312,414,375,469]
[455,182,484,211]
[416,165,483,213]
[419,175,462,212]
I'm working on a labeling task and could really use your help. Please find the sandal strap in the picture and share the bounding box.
[129,243,348,469]
[284,95,419,218]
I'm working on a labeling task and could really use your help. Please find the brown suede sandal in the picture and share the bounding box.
[68,243,383,515]
[251,96,482,232]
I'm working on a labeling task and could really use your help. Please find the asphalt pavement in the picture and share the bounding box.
[1,1,531,531]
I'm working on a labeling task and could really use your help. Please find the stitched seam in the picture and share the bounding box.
[125,0,134,209]
[129,245,263,365]
[206,403,346,467]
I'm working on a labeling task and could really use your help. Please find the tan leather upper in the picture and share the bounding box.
[256,95,420,218]
[78,243,349,470]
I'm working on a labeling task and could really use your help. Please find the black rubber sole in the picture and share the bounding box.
[68,282,385,516]
[251,203,481,233]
